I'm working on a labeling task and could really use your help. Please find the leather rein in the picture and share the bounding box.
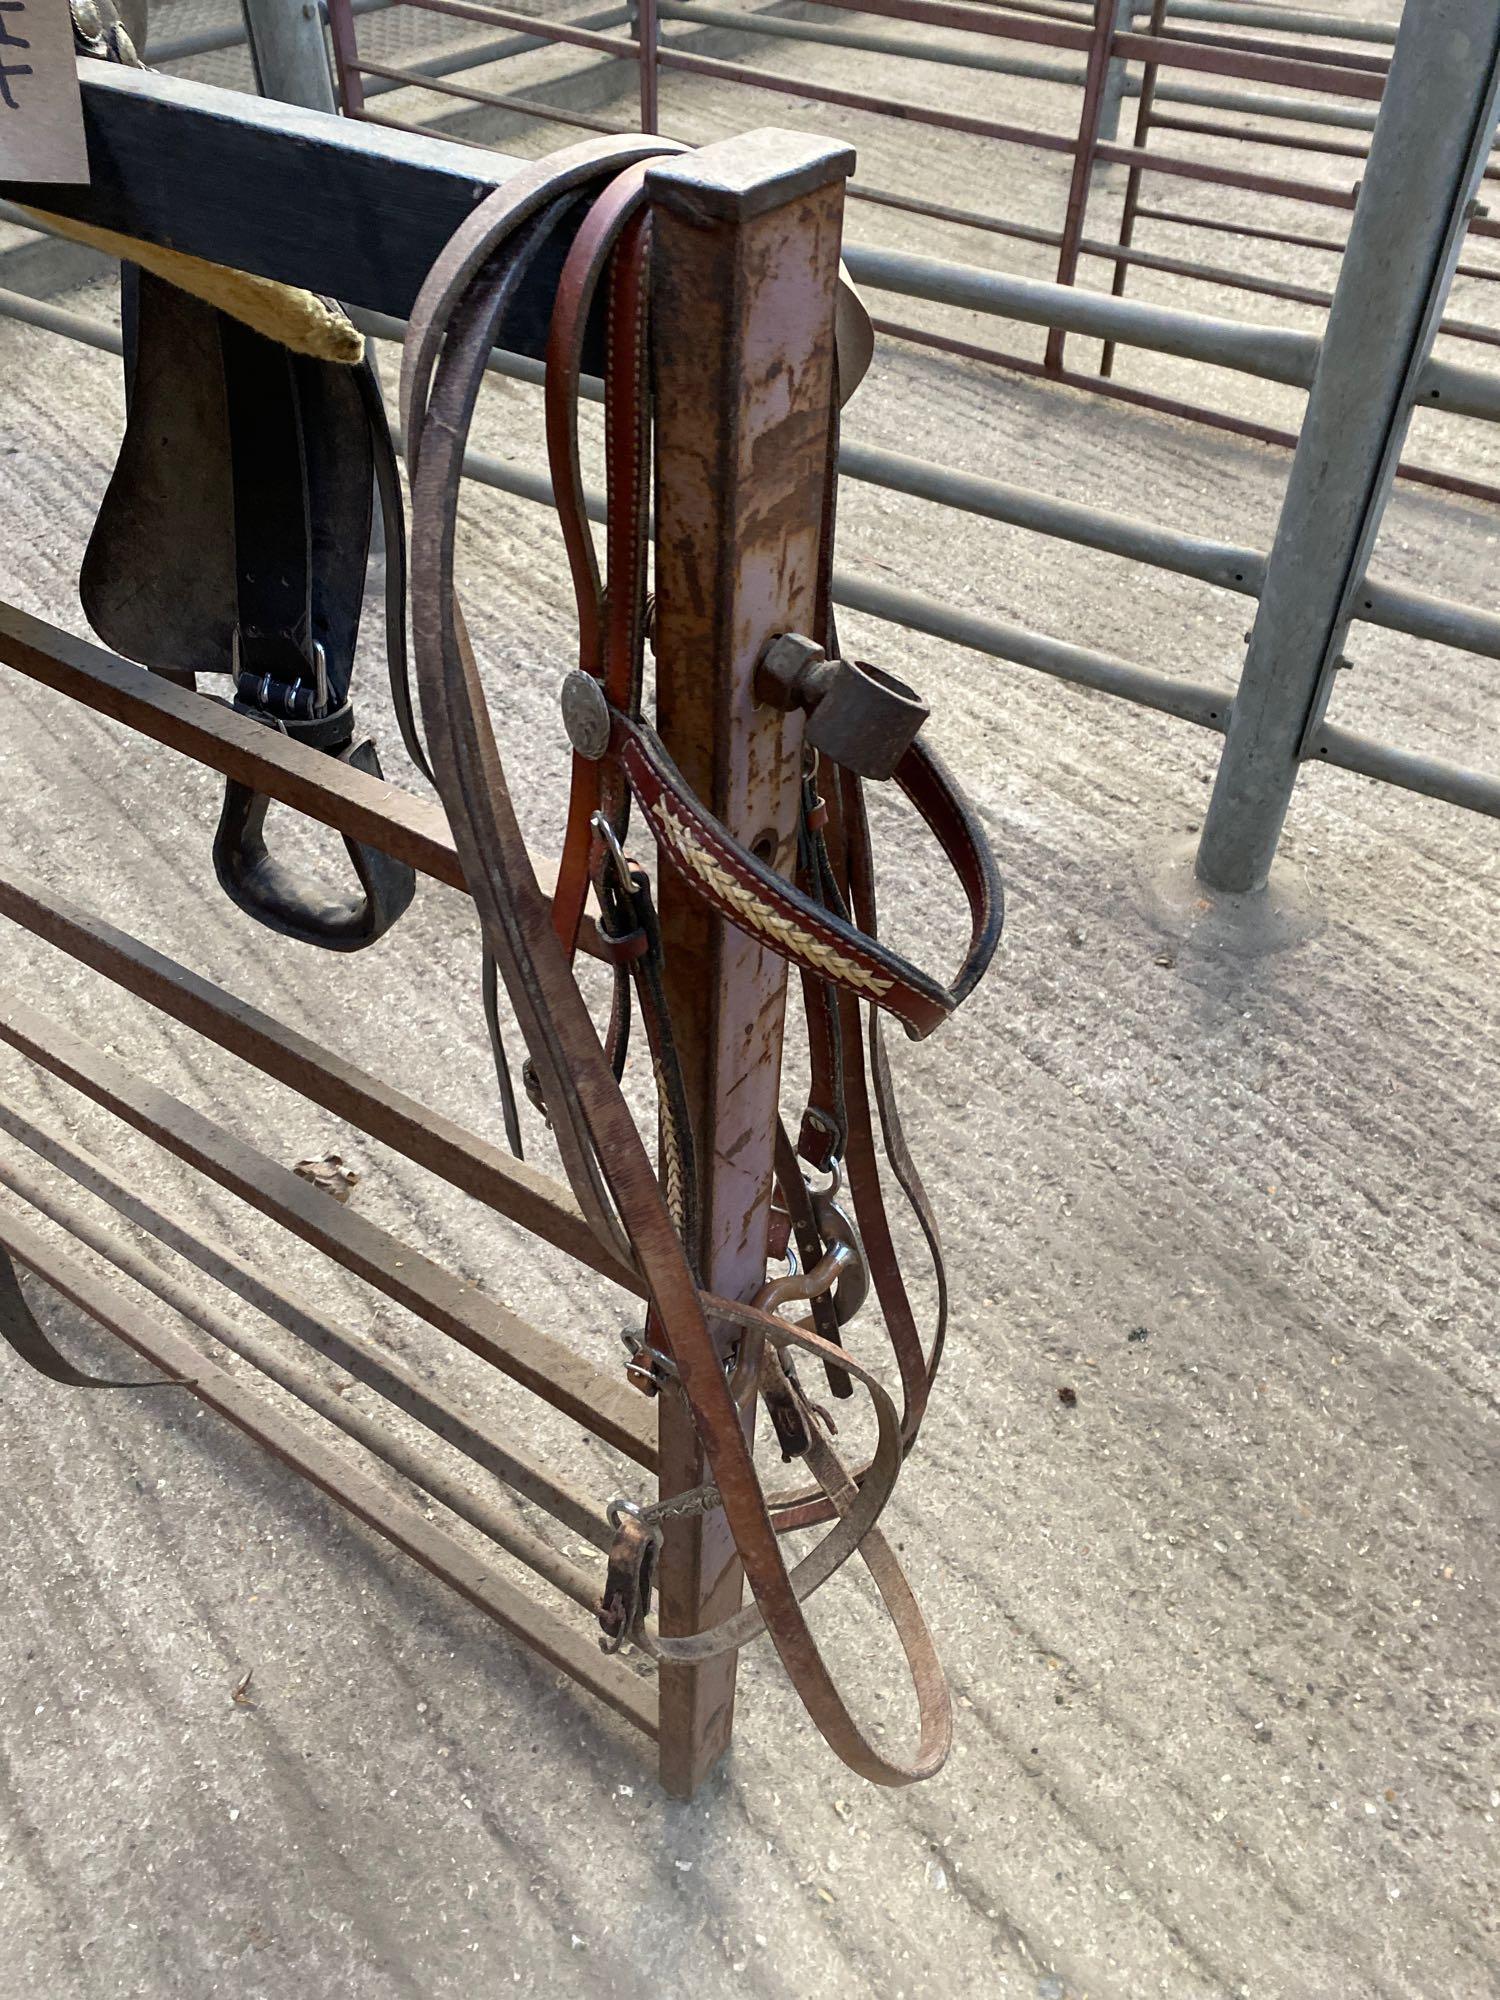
[400,136,1003,1786]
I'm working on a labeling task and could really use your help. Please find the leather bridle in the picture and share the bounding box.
[400,136,1004,1785]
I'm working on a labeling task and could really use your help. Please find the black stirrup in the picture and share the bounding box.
[80,265,416,950]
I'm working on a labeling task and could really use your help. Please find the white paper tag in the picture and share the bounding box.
[0,0,90,183]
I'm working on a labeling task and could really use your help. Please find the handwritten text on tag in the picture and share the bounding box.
[0,0,90,183]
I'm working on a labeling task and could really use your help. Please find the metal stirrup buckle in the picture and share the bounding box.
[619,1326,676,1397]
[597,1499,663,1654]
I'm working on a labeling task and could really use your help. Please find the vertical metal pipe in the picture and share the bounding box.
[238,0,337,112]
[1194,0,1500,895]
[635,0,659,132]
[324,0,366,114]
[1101,0,1167,376]
[1046,0,1125,372]
[1096,0,1137,143]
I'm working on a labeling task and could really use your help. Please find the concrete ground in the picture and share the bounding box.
[1,4,1497,1998]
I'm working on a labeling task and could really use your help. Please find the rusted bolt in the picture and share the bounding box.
[754,632,833,713]
[755,634,929,780]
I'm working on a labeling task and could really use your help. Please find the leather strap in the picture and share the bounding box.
[0,1247,183,1390]
[546,156,677,960]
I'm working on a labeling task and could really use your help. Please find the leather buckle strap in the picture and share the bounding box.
[0,1247,186,1391]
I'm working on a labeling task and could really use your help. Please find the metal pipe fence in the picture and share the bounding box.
[318,0,1500,496]
[316,0,1500,886]
[10,255,1494,823]
[2,0,1495,899]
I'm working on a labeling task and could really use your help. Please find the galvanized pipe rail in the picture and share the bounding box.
[10,242,1497,689]
[839,244,1500,423]
[6,225,1497,790]
[1196,0,1500,891]
[316,0,1500,853]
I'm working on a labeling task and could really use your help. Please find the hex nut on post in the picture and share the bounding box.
[754,632,831,712]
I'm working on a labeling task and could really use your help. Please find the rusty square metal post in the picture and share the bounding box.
[645,131,853,1798]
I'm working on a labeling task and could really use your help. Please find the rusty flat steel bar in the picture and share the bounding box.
[0,1202,656,1736]
[1100,0,1166,376]
[1048,0,1127,372]
[1149,112,1377,159]
[658,0,1089,84]
[775,0,1091,54]
[0,1146,603,1611]
[656,41,1078,150]
[1092,137,1358,206]
[1132,202,1500,269]
[1113,29,1384,96]
[0,991,658,1467]
[0,605,604,956]
[325,0,366,113]
[0,862,638,1294]
[637,0,660,131]
[0,1099,614,1549]
[1145,23,1388,78]
[392,0,1080,152]
[1152,112,1500,186]
[352,4,636,104]
[792,0,1384,97]
[350,3,1389,211]
[849,180,1061,248]
[1133,202,1347,252]
[0,605,465,891]
[386,0,637,60]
